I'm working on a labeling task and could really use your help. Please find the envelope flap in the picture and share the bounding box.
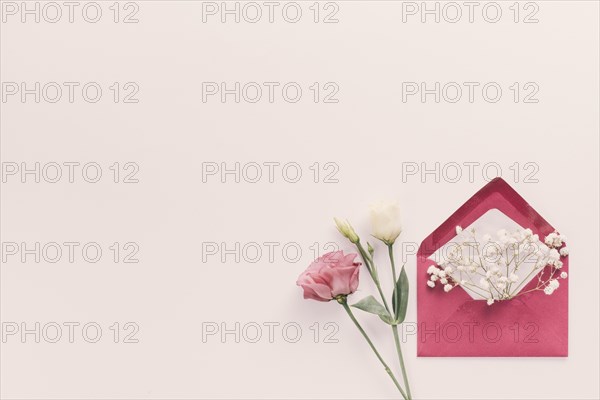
[418,178,555,260]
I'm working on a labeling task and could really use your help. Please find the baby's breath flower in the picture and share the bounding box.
[486,245,498,256]
[545,232,557,247]
[535,248,545,258]
[545,232,565,248]
[427,265,439,275]
[427,226,568,303]
[548,248,560,262]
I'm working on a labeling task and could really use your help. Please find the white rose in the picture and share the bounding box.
[370,200,402,245]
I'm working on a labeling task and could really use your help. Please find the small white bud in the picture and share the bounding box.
[334,218,360,244]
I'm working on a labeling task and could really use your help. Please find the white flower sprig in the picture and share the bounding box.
[426,227,568,305]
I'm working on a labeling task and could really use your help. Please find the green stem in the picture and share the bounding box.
[356,242,392,313]
[388,244,397,284]
[340,299,408,400]
[356,242,374,277]
[387,245,412,400]
[392,325,412,400]
[374,280,391,314]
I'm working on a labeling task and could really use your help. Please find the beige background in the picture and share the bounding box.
[1,1,599,399]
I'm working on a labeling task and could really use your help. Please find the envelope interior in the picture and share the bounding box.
[427,208,548,300]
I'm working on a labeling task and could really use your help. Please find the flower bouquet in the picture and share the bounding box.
[296,202,413,399]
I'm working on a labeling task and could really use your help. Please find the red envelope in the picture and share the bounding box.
[417,178,568,357]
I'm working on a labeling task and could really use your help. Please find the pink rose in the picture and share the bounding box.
[296,251,361,302]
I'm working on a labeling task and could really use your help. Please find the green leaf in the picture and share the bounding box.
[351,296,394,325]
[392,266,409,323]
[379,314,395,325]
